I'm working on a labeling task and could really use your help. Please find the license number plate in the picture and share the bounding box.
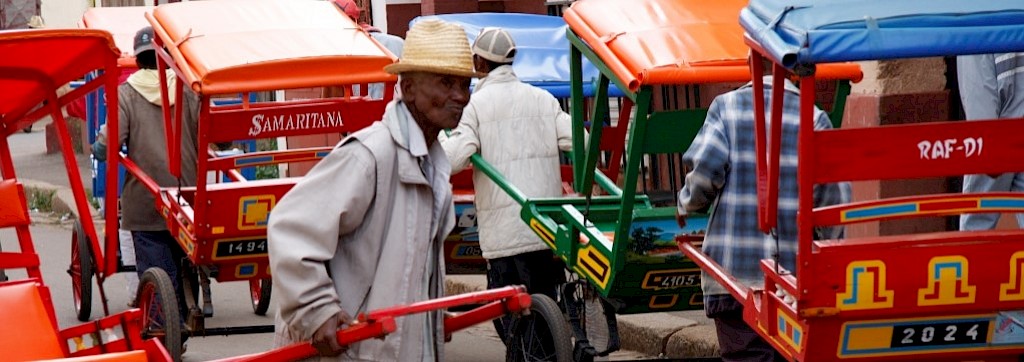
[215,239,268,258]
[890,320,989,348]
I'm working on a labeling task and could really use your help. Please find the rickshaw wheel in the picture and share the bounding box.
[506,294,573,362]
[250,278,272,315]
[137,268,183,362]
[70,220,93,322]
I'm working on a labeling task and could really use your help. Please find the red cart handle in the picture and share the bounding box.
[216,285,530,362]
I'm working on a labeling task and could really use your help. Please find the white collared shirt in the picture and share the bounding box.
[397,102,446,362]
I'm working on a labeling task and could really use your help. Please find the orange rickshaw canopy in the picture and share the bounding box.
[564,0,862,91]
[81,6,152,68]
[147,0,398,96]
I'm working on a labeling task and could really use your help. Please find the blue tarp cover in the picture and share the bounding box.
[741,0,1024,68]
[412,13,622,97]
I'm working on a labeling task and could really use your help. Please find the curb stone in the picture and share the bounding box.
[21,180,103,229]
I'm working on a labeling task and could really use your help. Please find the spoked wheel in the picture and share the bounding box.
[506,294,573,362]
[250,278,272,315]
[563,279,620,361]
[70,220,93,322]
[137,268,182,362]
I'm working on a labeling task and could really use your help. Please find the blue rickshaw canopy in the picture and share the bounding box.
[741,0,1024,68]
[413,13,624,97]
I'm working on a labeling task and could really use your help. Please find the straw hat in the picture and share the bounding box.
[383,19,484,78]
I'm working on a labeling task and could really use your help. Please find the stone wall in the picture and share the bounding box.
[844,58,957,237]
[40,0,88,28]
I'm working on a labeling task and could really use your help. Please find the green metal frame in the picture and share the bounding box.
[465,27,853,314]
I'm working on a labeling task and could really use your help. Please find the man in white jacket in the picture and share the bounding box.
[441,27,573,343]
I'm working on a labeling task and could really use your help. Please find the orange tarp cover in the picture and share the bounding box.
[81,6,151,68]
[0,30,118,125]
[147,0,398,95]
[564,0,861,91]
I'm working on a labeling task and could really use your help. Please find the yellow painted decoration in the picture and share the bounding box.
[776,309,804,352]
[648,294,679,309]
[836,260,894,310]
[529,218,556,250]
[842,325,893,352]
[918,256,976,306]
[212,226,225,235]
[238,195,276,230]
[236,263,258,278]
[577,245,611,289]
[178,229,195,255]
[1000,251,1024,301]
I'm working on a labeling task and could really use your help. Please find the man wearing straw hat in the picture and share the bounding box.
[268,19,481,360]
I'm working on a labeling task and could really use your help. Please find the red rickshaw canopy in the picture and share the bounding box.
[0,29,119,129]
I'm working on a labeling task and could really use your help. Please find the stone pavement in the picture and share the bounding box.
[13,123,721,360]
[446,275,718,359]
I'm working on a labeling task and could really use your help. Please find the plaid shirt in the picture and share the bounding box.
[678,77,849,297]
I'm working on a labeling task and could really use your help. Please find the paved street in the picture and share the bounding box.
[1,220,515,361]
[3,121,656,361]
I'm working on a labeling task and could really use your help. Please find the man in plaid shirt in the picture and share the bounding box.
[677,75,849,361]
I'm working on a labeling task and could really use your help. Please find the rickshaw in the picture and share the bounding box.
[73,5,151,323]
[86,0,401,359]
[678,0,1024,361]
[0,28,171,361]
[75,5,260,323]
[112,1,536,360]
[447,0,861,360]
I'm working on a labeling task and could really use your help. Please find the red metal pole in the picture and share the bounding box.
[797,73,817,307]
[751,51,768,232]
[103,58,120,280]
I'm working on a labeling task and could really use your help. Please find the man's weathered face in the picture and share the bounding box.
[401,72,471,131]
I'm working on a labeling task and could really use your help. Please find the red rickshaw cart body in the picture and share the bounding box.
[0,29,170,361]
[101,0,403,358]
[124,0,395,286]
[124,0,397,283]
[680,1,1024,361]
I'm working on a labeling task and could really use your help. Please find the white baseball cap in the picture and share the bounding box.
[471,27,516,64]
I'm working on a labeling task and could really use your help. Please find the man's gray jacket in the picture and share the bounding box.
[269,100,455,361]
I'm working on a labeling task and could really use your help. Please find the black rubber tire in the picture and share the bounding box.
[250,278,272,316]
[506,294,573,362]
[71,220,93,322]
[137,268,183,362]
